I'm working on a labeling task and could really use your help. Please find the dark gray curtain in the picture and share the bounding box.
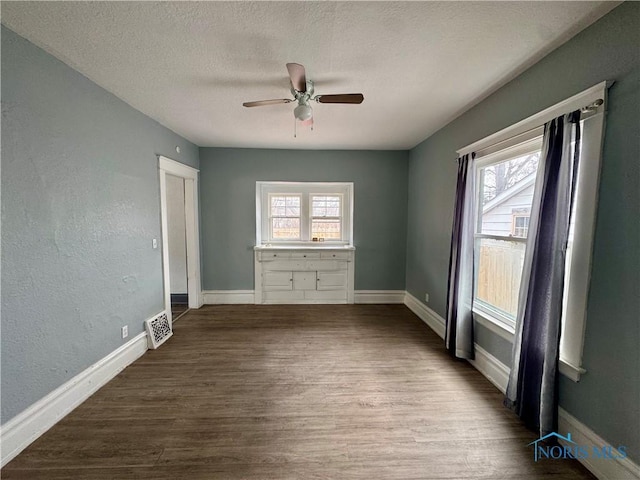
[506,111,581,436]
[445,153,475,359]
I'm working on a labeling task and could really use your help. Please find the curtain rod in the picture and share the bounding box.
[464,99,604,161]
[455,81,610,158]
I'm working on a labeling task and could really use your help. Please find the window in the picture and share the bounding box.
[512,212,530,238]
[269,195,301,240]
[460,81,608,381]
[311,195,342,240]
[257,182,353,245]
[474,136,542,326]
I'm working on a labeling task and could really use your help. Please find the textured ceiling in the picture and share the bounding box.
[1,1,618,150]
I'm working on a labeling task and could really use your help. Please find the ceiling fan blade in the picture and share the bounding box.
[286,63,307,93]
[243,99,293,107]
[315,93,364,104]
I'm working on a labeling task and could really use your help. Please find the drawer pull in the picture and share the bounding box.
[303,254,307,258]
[273,254,277,257]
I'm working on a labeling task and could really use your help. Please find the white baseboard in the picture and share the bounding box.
[403,292,446,339]
[558,408,640,480]
[202,290,255,304]
[461,332,639,480]
[355,290,405,304]
[0,327,150,467]
[468,343,510,394]
[203,290,405,305]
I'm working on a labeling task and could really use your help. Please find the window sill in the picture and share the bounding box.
[472,308,585,382]
[473,307,515,342]
[255,244,355,250]
[558,359,586,382]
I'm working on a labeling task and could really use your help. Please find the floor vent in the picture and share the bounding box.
[145,313,173,349]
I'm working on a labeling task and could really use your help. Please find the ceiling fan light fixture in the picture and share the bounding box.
[294,104,313,121]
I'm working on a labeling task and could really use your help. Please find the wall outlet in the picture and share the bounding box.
[121,325,128,339]
[425,293,429,303]
[152,238,158,249]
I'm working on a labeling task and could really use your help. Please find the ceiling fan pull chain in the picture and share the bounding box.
[293,117,297,138]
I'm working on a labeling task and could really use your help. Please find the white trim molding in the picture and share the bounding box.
[450,326,639,480]
[468,344,511,394]
[202,290,256,304]
[457,81,608,156]
[473,309,516,342]
[473,308,585,382]
[205,290,406,305]
[0,328,151,467]
[256,181,354,246]
[558,408,640,480]
[403,292,446,339]
[354,290,405,304]
[202,289,406,305]
[158,155,202,317]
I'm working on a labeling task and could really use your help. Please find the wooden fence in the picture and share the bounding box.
[476,238,526,317]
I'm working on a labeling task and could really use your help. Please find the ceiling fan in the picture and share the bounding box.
[242,63,364,127]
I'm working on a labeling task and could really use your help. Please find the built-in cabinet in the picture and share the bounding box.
[254,247,355,304]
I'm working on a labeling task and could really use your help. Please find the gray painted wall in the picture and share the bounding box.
[406,3,639,461]
[199,148,408,291]
[1,26,199,423]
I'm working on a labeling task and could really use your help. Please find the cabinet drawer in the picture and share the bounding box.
[306,260,345,271]
[291,252,321,259]
[317,271,348,290]
[263,271,293,291]
[262,261,304,271]
[320,251,351,260]
[260,251,291,261]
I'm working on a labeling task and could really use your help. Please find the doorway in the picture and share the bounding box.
[166,174,189,320]
[158,156,201,325]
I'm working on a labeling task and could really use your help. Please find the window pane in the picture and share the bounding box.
[271,195,300,217]
[476,237,526,318]
[512,215,530,238]
[312,195,341,217]
[272,217,300,239]
[311,219,341,239]
[478,153,540,238]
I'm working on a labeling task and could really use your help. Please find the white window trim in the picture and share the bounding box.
[460,81,609,382]
[256,181,354,246]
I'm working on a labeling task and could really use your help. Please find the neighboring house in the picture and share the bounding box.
[481,174,535,238]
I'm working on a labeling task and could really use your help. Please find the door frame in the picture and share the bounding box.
[158,155,201,322]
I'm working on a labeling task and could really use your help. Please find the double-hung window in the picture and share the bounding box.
[257,182,353,245]
[474,134,543,329]
[269,194,301,240]
[311,195,343,240]
[462,81,608,381]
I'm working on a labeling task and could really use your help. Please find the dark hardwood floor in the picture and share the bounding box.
[171,303,189,321]
[2,305,594,479]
